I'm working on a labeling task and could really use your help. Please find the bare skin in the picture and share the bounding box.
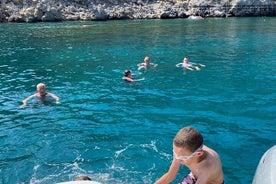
[122,70,145,82]
[137,56,158,70]
[176,57,205,71]
[22,83,60,106]
[155,145,224,184]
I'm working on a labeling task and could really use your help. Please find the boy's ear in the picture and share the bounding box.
[197,150,204,157]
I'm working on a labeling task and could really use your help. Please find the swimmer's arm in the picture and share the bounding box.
[176,63,182,67]
[137,63,144,67]
[191,62,206,67]
[138,65,146,70]
[122,76,135,82]
[187,63,200,71]
[151,63,158,67]
[133,78,145,82]
[22,94,36,106]
[155,158,180,184]
[47,92,60,104]
[185,66,194,71]
[194,66,200,71]
[198,63,205,67]
[122,77,145,82]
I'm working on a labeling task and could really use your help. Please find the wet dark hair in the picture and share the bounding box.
[124,70,131,76]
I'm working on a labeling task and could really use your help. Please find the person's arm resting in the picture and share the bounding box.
[22,94,35,106]
[176,63,182,67]
[48,92,60,104]
[155,159,180,184]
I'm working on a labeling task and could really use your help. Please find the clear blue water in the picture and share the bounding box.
[0,18,275,184]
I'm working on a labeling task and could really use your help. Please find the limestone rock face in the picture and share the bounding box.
[0,0,275,22]
[18,7,44,22]
[0,10,5,22]
[91,6,108,20]
[42,7,63,22]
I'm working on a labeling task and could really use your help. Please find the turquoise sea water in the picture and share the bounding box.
[0,18,275,184]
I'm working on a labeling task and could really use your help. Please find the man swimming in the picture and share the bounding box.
[22,83,60,106]
[137,56,158,70]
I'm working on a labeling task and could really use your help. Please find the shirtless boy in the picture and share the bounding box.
[155,127,224,184]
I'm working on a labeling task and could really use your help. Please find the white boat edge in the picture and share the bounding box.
[252,145,276,184]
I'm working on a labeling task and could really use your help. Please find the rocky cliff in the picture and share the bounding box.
[0,0,275,23]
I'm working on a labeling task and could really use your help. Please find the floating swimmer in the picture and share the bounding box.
[137,56,158,70]
[176,57,205,71]
[122,70,145,82]
[21,83,60,107]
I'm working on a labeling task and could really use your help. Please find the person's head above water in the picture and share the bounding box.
[36,83,47,96]
[183,57,190,64]
[124,70,131,77]
[144,56,150,65]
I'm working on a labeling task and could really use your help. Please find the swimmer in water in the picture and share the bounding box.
[22,83,60,106]
[122,70,145,82]
[176,57,205,71]
[137,56,158,70]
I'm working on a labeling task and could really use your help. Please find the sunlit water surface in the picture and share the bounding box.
[0,18,275,184]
